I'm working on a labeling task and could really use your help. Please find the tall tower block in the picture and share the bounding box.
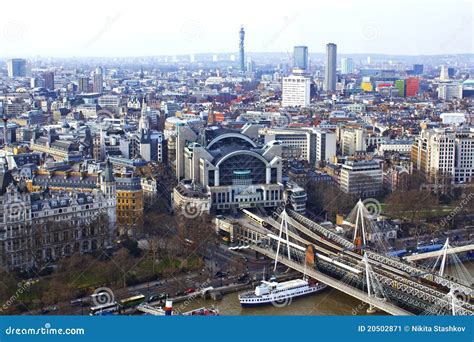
[239,26,245,73]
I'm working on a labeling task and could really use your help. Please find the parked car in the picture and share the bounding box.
[70,299,84,307]
[148,293,168,302]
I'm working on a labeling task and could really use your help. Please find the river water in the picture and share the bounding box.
[175,261,473,316]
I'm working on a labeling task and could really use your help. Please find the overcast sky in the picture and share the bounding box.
[1,0,472,57]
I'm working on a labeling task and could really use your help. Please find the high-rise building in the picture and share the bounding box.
[78,77,90,93]
[6,59,27,78]
[239,26,245,73]
[293,46,308,70]
[438,83,463,101]
[405,77,419,97]
[282,70,311,107]
[339,160,383,196]
[413,64,424,75]
[394,79,405,97]
[411,128,474,184]
[324,43,337,92]
[30,77,42,88]
[341,127,367,156]
[341,57,354,74]
[42,71,54,90]
[448,67,455,78]
[260,127,336,165]
[93,67,104,94]
[440,65,449,81]
[246,58,255,78]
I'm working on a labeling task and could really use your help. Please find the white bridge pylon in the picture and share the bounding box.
[274,209,291,271]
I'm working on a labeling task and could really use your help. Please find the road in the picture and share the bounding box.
[27,243,282,315]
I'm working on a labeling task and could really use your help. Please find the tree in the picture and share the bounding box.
[385,189,437,233]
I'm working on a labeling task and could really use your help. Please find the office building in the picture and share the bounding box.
[405,77,419,97]
[413,64,424,75]
[324,43,337,92]
[394,79,405,97]
[341,58,354,74]
[98,95,121,108]
[282,70,311,107]
[78,77,90,93]
[42,71,55,90]
[260,127,336,166]
[0,161,116,270]
[341,127,367,156]
[93,67,104,94]
[293,46,308,70]
[440,65,450,81]
[438,83,463,101]
[411,128,474,184]
[6,59,27,78]
[339,160,383,196]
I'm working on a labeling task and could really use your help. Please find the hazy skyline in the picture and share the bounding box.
[1,0,472,58]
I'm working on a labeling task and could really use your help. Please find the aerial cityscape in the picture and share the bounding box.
[0,0,473,322]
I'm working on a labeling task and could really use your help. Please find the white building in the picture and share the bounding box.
[282,71,311,107]
[339,160,383,196]
[341,128,367,156]
[341,58,354,74]
[440,113,467,125]
[438,83,463,101]
[412,128,474,184]
[377,140,413,155]
[439,65,450,81]
[98,95,121,108]
[260,127,336,165]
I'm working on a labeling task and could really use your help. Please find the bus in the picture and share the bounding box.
[89,302,119,316]
[119,294,146,311]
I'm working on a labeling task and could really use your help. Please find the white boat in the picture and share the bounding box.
[239,278,327,307]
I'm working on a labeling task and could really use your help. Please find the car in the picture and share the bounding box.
[70,299,83,307]
[148,293,168,302]
[215,271,228,278]
[175,290,186,297]
[40,306,58,314]
[185,288,196,294]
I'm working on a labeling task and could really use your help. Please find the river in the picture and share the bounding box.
[173,261,474,316]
